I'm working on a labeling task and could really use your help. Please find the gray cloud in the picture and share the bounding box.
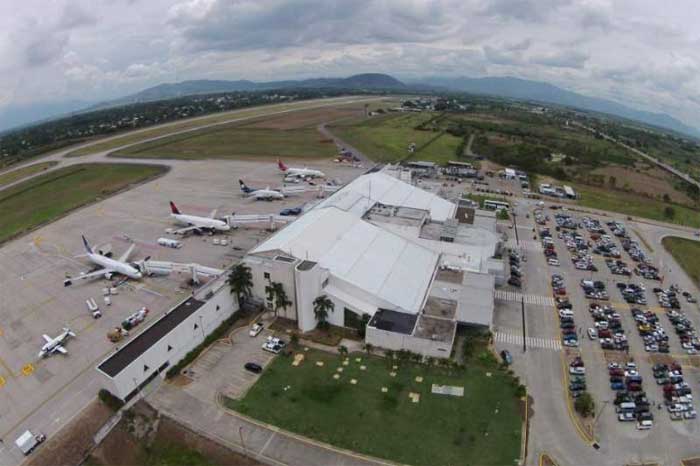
[0,0,700,130]
[530,50,589,69]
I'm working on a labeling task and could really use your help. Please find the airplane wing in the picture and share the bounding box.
[208,209,218,219]
[171,225,202,235]
[42,334,52,343]
[65,268,114,284]
[53,345,67,355]
[118,243,136,263]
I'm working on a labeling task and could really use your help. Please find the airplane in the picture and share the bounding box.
[169,201,231,235]
[277,159,325,179]
[38,327,76,358]
[239,180,260,194]
[64,236,145,286]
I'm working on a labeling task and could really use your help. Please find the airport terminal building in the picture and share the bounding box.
[243,170,504,358]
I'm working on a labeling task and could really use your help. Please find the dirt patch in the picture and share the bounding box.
[603,351,631,365]
[588,164,695,206]
[168,373,194,386]
[90,402,261,466]
[648,354,676,366]
[155,415,261,465]
[25,400,112,466]
[242,106,364,130]
[682,459,700,466]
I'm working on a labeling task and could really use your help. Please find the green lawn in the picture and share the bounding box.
[0,163,166,243]
[0,161,58,188]
[227,350,522,466]
[573,183,700,228]
[112,126,335,160]
[662,236,700,286]
[329,113,463,164]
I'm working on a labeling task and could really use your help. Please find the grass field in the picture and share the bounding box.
[112,126,335,160]
[662,237,700,286]
[0,161,58,188]
[66,97,375,158]
[574,183,700,228]
[227,349,522,466]
[329,113,463,163]
[0,163,166,243]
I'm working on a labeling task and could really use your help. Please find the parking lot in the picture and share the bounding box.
[494,198,700,465]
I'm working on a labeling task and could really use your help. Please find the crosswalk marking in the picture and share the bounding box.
[495,331,562,350]
[494,290,555,307]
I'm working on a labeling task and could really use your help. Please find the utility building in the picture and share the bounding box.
[96,276,237,401]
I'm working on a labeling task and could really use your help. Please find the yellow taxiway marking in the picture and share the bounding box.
[0,375,5,388]
[33,235,43,247]
[21,363,34,376]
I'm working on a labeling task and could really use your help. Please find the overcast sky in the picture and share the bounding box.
[2,0,700,128]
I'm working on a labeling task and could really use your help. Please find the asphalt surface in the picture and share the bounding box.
[0,98,377,464]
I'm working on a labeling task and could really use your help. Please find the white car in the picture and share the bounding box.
[548,258,560,266]
[636,420,653,430]
[587,328,598,340]
[569,366,586,375]
[249,323,264,337]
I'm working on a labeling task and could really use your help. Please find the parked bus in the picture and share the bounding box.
[484,199,510,211]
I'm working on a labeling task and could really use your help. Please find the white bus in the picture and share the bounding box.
[484,199,510,211]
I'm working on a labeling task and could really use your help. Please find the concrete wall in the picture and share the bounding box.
[99,281,237,400]
[365,326,453,359]
[245,254,298,321]
[294,263,326,332]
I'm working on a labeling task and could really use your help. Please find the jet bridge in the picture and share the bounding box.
[224,213,294,230]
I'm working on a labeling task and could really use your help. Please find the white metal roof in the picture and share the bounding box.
[251,207,438,313]
[315,172,455,221]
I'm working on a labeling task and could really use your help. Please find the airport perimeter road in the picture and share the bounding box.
[0,95,384,193]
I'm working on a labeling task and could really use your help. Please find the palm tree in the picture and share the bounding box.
[228,263,253,307]
[338,345,348,358]
[265,282,292,317]
[313,295,335,330]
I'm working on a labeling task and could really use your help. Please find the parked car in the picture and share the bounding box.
[244,362,263,374]
[500,350,513,365]
[249,323,264,337]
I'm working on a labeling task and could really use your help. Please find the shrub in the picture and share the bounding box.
[98,388,124,412]
[574,392,595,417]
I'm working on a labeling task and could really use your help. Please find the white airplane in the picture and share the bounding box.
[239,180,285,201]
[38,327,76,358]
[169,201,231,234]
[64,236,144,286]
[277,159,325,179]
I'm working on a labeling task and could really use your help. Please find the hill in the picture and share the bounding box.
[91,73,405,110]
[417,76,700,138]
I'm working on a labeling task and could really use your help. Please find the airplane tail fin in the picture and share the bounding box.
[63,327,76,337]
[81,235,93,254]
[169,201,181,215]
[238,180,250,193]
[277,159,288,172]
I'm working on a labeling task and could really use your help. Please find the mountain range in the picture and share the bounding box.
[2,72,698,139]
